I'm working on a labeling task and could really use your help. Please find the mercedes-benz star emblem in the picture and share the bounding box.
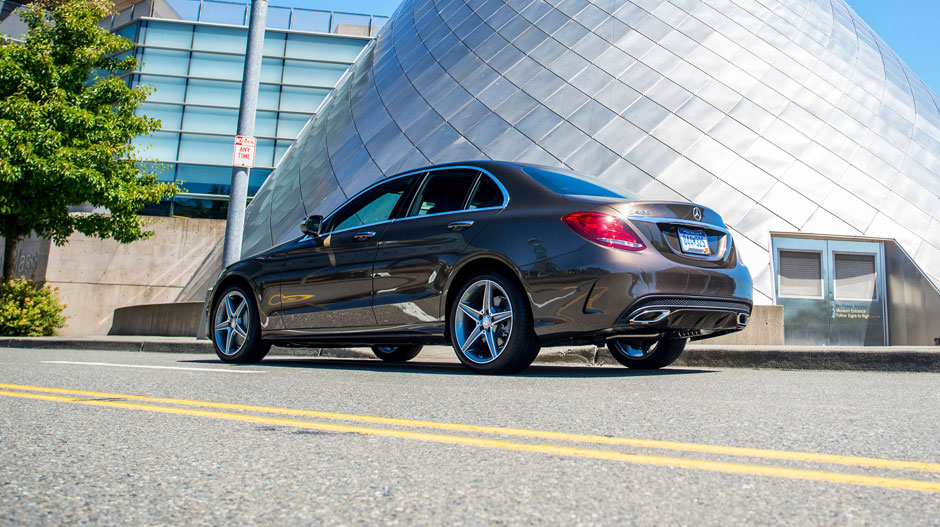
[692,207,702,221]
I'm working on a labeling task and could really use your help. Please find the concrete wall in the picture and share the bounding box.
[110,301,204,337]
[703,306,784,346]
[45,217,224,336]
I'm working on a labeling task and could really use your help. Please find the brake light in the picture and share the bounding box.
[562,212,646,251]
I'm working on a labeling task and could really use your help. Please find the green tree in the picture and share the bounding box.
[0,0,178,282]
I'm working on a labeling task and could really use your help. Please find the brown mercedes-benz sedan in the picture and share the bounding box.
[207,161,753,374]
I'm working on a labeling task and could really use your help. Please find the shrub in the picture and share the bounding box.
[0,279,67,336]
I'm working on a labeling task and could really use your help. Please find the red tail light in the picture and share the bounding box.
[562,212,646,251]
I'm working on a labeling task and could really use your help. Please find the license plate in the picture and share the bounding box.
[677,228,710,255]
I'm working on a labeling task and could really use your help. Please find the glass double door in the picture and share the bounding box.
[773,237,887,345]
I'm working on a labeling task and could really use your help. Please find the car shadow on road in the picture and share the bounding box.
[180,358,717,378]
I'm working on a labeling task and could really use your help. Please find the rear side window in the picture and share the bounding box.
[468,175,503,209]
[408,170,478,217]
[523,166,639,199]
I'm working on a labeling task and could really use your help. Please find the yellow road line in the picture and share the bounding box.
[2,382,938,474]
[1,382,938,474]
[1,388,939,494]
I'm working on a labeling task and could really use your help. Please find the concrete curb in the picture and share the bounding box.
[1,337,939,372]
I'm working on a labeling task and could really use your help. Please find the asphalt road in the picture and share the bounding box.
[1,347,938,526]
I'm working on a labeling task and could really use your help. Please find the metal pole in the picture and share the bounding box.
[222,0,267,268]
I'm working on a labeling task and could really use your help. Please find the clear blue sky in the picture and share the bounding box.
[271,0,939,96]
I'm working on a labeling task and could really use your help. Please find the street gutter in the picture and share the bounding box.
[0,337,938,372]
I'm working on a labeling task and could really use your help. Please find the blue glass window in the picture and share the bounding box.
[190,52,244,81]
[282,60,346,86]
[133,131,180,161]
[249,169,272,195]
[138,161,175,183]
[279,86,327,112]
[263,30,287,55]
[261,57,284,83]
[192,25,246,53]
[177,133,234,164]
[138,75,186,103]
[277,113,309,138]
[255,138,275,167]
[285,34,367,62]
[182,106,238,134]
[140,48,190,75]
[137,102,183,130]
[255,111,278,137]
[258,84,281,110]
[175,164,233,195]
[115,24,139,42]
[274,141,292,166]
[142,21,192,49]
[185,78,241,107]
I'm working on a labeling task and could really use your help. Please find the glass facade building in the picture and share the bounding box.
[243,0,940,345]
[100,0,383,216]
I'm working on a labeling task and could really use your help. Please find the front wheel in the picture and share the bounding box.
[212,284,270,363]
[370,345,423,362]
[449,272,540,374]
[606,337,687,369]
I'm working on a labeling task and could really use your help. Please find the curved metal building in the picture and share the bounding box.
[242,0,940,344]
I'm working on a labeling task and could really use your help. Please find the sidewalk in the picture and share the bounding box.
[1,336,938,372]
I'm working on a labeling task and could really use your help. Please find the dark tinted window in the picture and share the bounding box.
[523,166,639,199]
[407,170,477,217]
[329,176,412,232]
[468,175,504,209]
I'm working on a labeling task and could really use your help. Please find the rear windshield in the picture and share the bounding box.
[523,166,639,199]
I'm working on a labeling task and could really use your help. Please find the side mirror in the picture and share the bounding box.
[300,215,323,237]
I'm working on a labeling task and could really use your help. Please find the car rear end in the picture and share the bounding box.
[538,198,753,345]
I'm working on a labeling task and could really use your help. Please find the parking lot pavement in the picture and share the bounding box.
[1,347,939,525]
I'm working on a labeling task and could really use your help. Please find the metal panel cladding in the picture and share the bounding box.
[242,0,940,305]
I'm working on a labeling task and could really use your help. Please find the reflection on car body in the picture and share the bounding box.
[207,161,753,374]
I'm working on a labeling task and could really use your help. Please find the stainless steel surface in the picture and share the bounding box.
[238,0,940,326]
[884,240,940,345]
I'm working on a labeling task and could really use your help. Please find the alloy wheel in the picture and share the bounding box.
[454,279,514,364]
[214,290,250,357]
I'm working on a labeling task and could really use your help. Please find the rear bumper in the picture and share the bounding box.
[612,294,752,340]
[524,243,753,346]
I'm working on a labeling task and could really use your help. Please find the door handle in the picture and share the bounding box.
[447,220,474,231]
[353,231,376,240]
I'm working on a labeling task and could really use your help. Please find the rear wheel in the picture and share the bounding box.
[607,337,687,369]
[449,272,539,374]
[370,345,423,362]
[212,285,270,363]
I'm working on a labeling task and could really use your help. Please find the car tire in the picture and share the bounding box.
[449,272,540,374]
[211,284,271,364]
[370,345,423,362]
[606,337,687,369]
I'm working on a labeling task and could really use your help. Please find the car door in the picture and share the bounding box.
[277,175,417,331]
[372,169,507,326]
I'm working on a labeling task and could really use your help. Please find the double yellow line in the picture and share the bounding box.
[2,382,939,494]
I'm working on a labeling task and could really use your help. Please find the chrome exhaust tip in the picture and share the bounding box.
[737,313,750,327]
[629,309,671,324]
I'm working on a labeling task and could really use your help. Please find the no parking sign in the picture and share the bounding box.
[232,135,256,168]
